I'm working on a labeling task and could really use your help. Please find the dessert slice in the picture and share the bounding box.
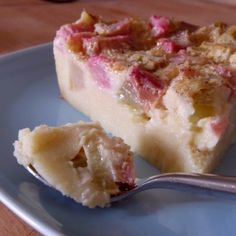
[53,11,236,173]
[13,122,135,208]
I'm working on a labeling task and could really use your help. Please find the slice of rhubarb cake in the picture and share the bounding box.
[53,11,236,173]
[14,122,135,208]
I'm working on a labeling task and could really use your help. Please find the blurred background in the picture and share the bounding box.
[1,0,236,54]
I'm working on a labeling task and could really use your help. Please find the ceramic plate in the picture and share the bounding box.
[0,44,236,236]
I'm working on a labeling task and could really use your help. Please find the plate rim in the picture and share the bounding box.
[0,185,64,236]
[0,42,52,60]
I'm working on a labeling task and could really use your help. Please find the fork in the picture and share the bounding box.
[27,164,236,203]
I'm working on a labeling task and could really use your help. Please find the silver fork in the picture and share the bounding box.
[27,165,236,203]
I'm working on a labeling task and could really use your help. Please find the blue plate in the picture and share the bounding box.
[0,44,236,236]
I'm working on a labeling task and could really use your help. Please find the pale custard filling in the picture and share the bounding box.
[14,122,135,208]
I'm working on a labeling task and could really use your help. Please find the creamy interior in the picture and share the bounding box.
[54,46,236,173]
[13,122,134,208]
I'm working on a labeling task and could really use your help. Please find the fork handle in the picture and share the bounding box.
[143,173,236,195]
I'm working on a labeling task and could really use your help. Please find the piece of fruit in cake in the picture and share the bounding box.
[13,122,135,208]
[53,11,236,173]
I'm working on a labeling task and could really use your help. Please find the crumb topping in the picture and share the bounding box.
[56,11,236,128]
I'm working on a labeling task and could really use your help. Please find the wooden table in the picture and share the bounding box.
[0,0,236,235]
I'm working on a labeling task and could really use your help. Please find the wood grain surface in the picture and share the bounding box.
[0,0,236,235]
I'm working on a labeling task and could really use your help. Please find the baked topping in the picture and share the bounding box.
[55,10,236,143]
[55,11,236,129]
